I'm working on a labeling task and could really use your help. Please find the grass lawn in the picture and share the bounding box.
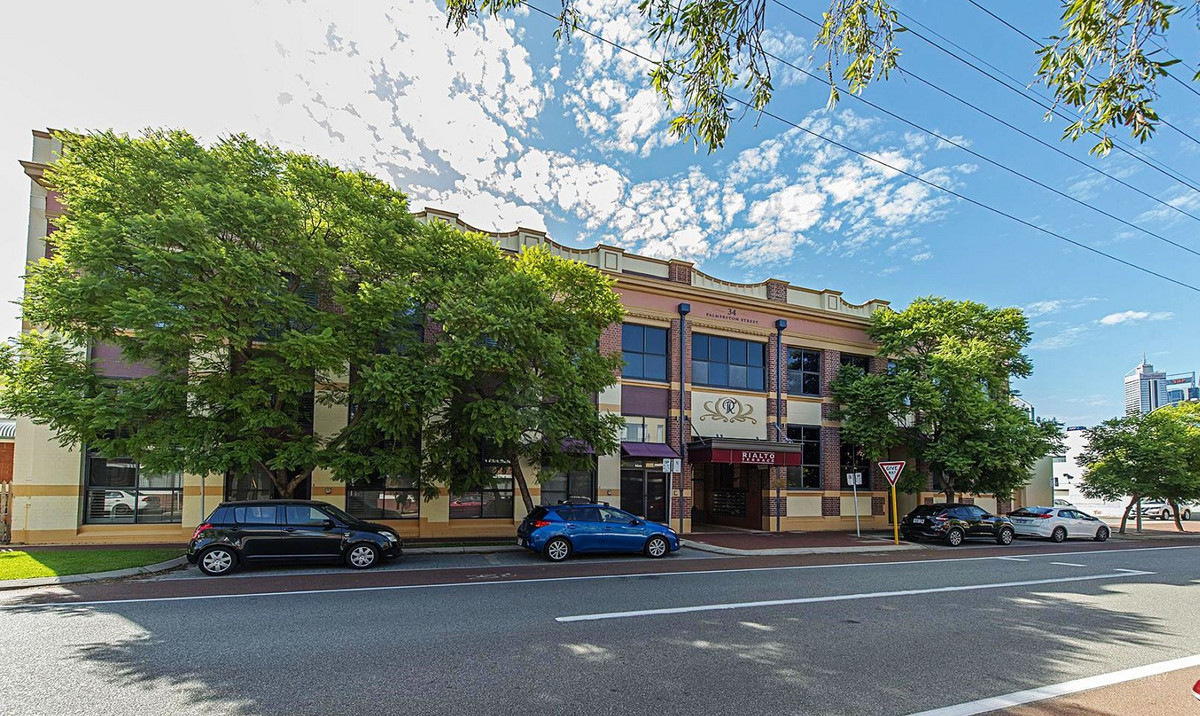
[0,548,183,581]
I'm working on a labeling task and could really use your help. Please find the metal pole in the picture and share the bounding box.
[1136,496,1143,533]
[678,303,690,537]
[891,485,899,544]
[852,475,861,538]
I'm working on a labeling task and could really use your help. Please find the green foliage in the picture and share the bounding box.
[0,129,625,507]
[831,297,1062,501]
[443,0,1199,154]
[1078,403,1200,530]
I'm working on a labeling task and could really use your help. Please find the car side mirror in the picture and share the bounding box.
[630,519,642,526]
[323,519,336,530]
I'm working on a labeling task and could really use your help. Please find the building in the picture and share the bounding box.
[1124,359,1167,415]
[1164,372,1199,406]
[13,130,1016,544]
[1051,426,1128,516]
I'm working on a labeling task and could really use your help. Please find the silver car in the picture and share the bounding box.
[1007,506,1110,542]
[1136,501,1193,521]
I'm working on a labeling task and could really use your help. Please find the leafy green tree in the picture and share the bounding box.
[444,0,1199,154]
[0,130,625,510]
[1078,403,1200,532]
[831,297,1063,503]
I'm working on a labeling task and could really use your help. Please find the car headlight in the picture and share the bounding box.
[379,532,398,543]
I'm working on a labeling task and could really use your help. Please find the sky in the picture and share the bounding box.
[1,0,1198,427]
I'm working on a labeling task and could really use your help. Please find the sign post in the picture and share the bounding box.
[878,461,906,545]
[847,472,862,537]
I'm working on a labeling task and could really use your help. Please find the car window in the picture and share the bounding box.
[1011,507,1052,517]
[572,507,601,522]
[969,506,988,518]
[1078,512,1098,521]
[600,507,632,523]
[948,507,969,519]
[285,505,330,526]
[233,505,278,525]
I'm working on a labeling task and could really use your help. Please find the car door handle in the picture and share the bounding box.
[284,528,296,533]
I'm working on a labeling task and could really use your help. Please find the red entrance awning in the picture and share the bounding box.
[687,438,802,467]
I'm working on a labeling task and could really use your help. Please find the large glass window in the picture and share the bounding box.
[83,450,183,524]
[692,334,765,391]
[840,353,872,374]
[785,425,821,490]
[787,348,821,396]
[540,466,597,506]
[622,415,667,443]
[346,474,421,520]
[840,439,871,489]
[622,324,668,381]
[450,467,515,519]
[225,464,311,502]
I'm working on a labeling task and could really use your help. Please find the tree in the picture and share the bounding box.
[444,0,1199,154]
[1077,404,1200,532]
[830,297,1063,503]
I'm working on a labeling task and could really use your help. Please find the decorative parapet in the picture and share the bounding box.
[691,267,768,298]
[787,286,888,318]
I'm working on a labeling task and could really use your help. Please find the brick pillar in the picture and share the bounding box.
[820,349,842,398]
[599,322,623,371]
[821,425,841,516]
[996,497,1013,515]
[667,314,693,531]
[667,259,693,285]
[869,355,889,375]
[766,332,787,440]
[766,279,789,302]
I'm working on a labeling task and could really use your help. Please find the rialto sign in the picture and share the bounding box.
[739,451,776,464]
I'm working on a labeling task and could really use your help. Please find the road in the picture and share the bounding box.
[1,540,1198,716]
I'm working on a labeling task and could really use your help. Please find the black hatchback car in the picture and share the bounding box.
[187,500,402,576]
[900,503,1015,546]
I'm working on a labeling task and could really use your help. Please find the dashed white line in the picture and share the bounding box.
[554,570,1155,622]
[995,557,1028,562]
[1050,562,1087,567]
[907,652,1200,716]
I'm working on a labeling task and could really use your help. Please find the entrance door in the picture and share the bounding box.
[621,469,667,523]
[704,465,763,530]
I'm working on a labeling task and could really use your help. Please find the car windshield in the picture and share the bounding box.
[910,505,945,516]
[321,504,358,524]
[1011,507,1053,516]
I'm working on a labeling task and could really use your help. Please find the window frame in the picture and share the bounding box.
[691,334,766,391]
[621,323,669,382]
[786,347,822,396]
[82,448,184,525]
[785,425,822,490]
[450,469,515,520]
[345,473,422,520]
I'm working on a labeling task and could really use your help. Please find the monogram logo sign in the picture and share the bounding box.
[701,397,757,424]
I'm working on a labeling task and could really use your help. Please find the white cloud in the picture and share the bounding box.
[1022,297,1103,317]
[1098,310,1174,326]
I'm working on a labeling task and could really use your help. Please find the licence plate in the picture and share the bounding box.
[517,537,526,547]
[912,517,924,524]
[1014,519,1031,524]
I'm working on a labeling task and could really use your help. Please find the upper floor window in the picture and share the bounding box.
[787,348,821,396]
[692,334,765,391]
[622,324,668,382]
[622,415,666,443]
[840,353,872,374]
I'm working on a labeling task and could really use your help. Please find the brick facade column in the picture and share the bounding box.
[765,332,787,440]
[765,279,789,302]
[599,322,623,371]
[667,259,693,285]
[667,314,693,531]
[819,349,842,516]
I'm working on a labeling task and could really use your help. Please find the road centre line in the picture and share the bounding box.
[5,544,1193,609]
[1049,562,1086,567]
[553,570,1155,623]
[995,557,1028,562]
[906,652,1200,716]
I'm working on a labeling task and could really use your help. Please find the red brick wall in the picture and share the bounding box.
[0,442,13,483]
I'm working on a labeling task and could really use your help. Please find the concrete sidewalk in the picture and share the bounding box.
[683,529,924,556]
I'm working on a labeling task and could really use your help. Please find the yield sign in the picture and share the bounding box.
[878,461,906,486]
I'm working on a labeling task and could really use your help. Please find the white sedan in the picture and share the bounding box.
[1007,506,1111,543]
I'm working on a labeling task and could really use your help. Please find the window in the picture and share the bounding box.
[839,438,871,489]
[600,507,632,523]
[233,505,279,524]
[787,348,821,396]
[284,505,330,526]
[225,464,311,502]
[622,416,666,443]
[450,468,514,519]
[785,426,821,489]
[83,449,183,524]
[622,324,668,381]
[840,353,872,374]
[692,334,765,391]
[567,506,602,522]
[347,474,421,520]
[540,467,597,506]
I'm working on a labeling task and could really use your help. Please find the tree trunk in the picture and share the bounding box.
[510,455,535,513]
[940,471,954,503]
[1119,495,1138,534]
[1168,497,1185,532]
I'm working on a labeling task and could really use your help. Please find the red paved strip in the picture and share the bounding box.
[5,538,1197,607]
[687,530,898,549]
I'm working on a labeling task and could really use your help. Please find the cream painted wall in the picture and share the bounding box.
[787,494,822,516]
[692,390,766,439]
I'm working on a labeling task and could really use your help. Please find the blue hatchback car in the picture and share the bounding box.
[517,502,681,562]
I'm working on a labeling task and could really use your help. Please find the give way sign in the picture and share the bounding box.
[878,461,906,486]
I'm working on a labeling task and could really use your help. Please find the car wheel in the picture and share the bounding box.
[1094,526,1110,542]
[1161,510,1171,521]
[197,546,237,576]
[946,527,964,547]
[1183,509,1192,521]
[345,543,380,570]
[644,535,669,558]
[996,527,1014,545]
[544,537,572,563]
[1051,526,1067,543]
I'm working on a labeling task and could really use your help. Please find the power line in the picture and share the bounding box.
[517,0,1200,294]
[773,0,1200,224]
[746,40,1200,258]
[964,0,1200,159]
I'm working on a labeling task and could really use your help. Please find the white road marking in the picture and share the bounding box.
[6,544,1192,609]
[995,557,1028,562]
[906,652,1200,716]
[554,570,1155,622]
[1114,568,1146,573]
[1049,562,1086,567]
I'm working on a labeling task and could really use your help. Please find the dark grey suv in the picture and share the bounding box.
[187,500,402,576]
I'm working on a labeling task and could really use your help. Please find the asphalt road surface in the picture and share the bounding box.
[2,542,1198,716]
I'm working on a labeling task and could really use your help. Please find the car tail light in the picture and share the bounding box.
[532,520,552,529]
[191,523,212,540]
[1036,513,1053,519]
[932,514,949,522]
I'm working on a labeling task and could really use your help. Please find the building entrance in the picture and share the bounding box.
[619,464,667,523]
[695,463,764,530]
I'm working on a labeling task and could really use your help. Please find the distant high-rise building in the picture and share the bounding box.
[1124,358,1167,415]
[1164,371,1198,406]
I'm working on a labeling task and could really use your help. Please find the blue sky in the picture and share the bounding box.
[1,0,1197,426]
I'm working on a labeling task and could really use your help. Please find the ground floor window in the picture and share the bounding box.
[346,474,420,519]
[225,464,311,502]
[786,425,821,489]
[540,465,597,506]
[450,466,514,519]
[840,438,871,489]
[83,449,183,524]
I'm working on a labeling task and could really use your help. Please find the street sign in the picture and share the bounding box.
[845,472,862,486]
[879,461,906,486]
[671,458,682,473]
[661,459,671,473]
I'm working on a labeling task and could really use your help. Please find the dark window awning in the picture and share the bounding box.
[620,441,681,460]
[687,438,802,467]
